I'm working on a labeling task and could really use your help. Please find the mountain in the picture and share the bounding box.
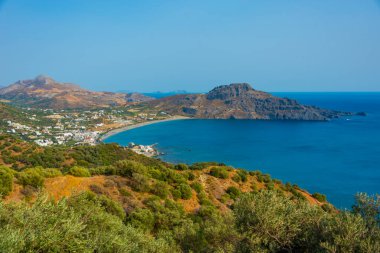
[0,75,154,109]
[146,83,354,120]
[142,90,192,99]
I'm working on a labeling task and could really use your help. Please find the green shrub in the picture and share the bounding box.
[0,193,173,252]
[226,186,241,200]
[312,192,327,202]
[178,183,192,200]
[98,195,126,221]
[130,173,151,192]
[237,169,248,182]
[187,172,195,181]
[127,208,155,232]
[17,169,44,188]
[172,189,181,200]
[69,166,91,177]
[266,181,275,190]
[0,166,14,196]
[151,181,170,199]
[191,182,203,193]
[114,160,148,177]
[42,168,62,178]
[232,174,241,183]
[174,163,189,170]
[209,167,229,179]
[118,188,131,197]
[190,162,225,170]
[11,145,22,153]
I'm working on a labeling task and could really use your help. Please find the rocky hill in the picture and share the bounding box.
[147,83,354,120]
[0,75,154,109]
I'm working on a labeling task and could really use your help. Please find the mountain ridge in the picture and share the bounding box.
[145,83,355,120]
[0,75,154,109]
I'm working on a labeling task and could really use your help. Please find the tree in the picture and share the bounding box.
[0,166,14,196]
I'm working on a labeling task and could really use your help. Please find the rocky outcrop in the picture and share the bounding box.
[0,75,154,109]
[146,83,355,120]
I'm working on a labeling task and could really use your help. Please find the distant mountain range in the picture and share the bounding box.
[118,90,192,99]
[0,75,153,109]
[0,76,359,120]
[145,83,356,120]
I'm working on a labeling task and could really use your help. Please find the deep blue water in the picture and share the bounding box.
[105,93,380,209]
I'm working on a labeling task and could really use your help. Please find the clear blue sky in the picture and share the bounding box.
[1,0,379,92]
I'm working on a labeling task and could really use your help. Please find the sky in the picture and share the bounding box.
[0,0,380,92]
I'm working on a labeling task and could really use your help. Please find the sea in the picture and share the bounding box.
[104,92,380,209]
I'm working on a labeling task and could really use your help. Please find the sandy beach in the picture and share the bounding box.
[99,116,190,142]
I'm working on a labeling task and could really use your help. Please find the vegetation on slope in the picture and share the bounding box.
[0,134,379,252]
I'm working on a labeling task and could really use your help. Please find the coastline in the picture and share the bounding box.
[99,115,190,142]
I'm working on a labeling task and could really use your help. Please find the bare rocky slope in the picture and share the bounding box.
[146,83,355,120]
[0,75,154,109]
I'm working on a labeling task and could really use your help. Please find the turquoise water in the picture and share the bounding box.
[105,93,380,208]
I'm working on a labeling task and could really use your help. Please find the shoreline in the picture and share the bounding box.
[98,116,190,142]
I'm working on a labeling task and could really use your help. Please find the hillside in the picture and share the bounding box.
[0,134,379,252]
[0,75,154,109]
[146,83,354,120]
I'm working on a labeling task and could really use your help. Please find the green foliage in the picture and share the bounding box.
[127,208,155,232]
[178,183,192,200]
[312,192,327,202]
[130,173,151,192]
[171,189,181,200]
[234,191,327,252]
[352,193,380,231]
[68,166,91,177]
[174,163,188,170]
[151,181,170,199]
[226,186,241,200]
[118,188,131,197]
[190,162,225,170]
[236,169,248,182]
[232,173,241,182]
[185,171,195,181]
[191,182,203,193]
[16,168,45,188]
[0,193,173,252]
[265,181,275,190]
[209,166,229,179]
[114,160,148,177]
[0,166,14,197]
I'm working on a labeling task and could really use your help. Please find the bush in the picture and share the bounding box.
[130,173,150,192]
[209,167,229,179]
[151,181,170,199]
[17,169,44,188]
[127,208,155,232]
[174,163,189,170]
[0,166,14,196]
[187,172,195,181]
[237,169,248,182]
[11,145,22,153]
[178,183,192,200]
[172,189,181,200]
[118,188,131,197]
[191,182,203,193]
[232,174,241,183]
[42,168,62,178]
[0,193,174,252]
[190,162,225,170]
[226,186,241,200]
[312,192,327,202]
[114,160,148,177]
[234,191,326,252]
[69,166,91,177]
[266,181,275,190]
